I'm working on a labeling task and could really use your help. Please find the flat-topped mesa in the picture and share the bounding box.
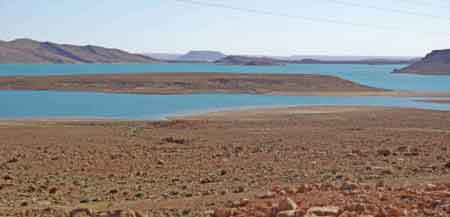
[215,55,286,66]
[0,73,386,95]
[176,50,226,62]
[394,49,450,75]
[0,38,159,64]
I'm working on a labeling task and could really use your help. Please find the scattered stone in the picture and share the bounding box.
[425,184,438,191]
[257,191,276,199]
[79,198,91,204]
[162,137,188,145]
[7,158,19,164]
[278,197,298,211]
[181,209,191,215]
[445,161,450,169]
[3,175,13,181]
[96,209,147,217]
[49,187,58,194]
[340,182,358,192]
[370,166,393,175]
[204,210,215,216]
[233,186,245,193]
[37,200,52,206]
[183,192,193,197]
[232,198,250,207]
[213,208,234,217]
[200,177,214,184]
[377,149,392,157]
[283,186,297,194]
[306,206,340,216]
[277,210,297,217]
[70,208,93,217]
[134,192,145,198]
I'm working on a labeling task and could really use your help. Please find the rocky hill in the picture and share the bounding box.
[0,39,158,64]
[176,50,226,62]
[394,49,450,75]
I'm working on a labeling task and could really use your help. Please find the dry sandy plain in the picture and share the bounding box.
[1,106,450,217]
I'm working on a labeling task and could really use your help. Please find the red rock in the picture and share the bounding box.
[306,206,340,216]
[278,197,298,211]
[276,210,297,217]
[257,191,276,199]
[214,208,234,217]
[69,208,93,217]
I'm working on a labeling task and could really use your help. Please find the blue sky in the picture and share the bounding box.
[1,0,449,56]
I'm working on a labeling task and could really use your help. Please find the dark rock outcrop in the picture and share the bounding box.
[394,49,450,75]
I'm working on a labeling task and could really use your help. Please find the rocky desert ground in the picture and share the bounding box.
[1,106,449,216]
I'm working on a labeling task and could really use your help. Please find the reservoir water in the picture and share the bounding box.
[1,64,449,119]
[0,63,450,92]
[1,91,449,120]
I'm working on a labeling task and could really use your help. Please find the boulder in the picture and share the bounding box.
[306,206,340,216]
[278,197,298,211]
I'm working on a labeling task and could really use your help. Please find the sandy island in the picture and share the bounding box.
[2,72,450,98]
[0,72,394,96]
[1,106,449,216]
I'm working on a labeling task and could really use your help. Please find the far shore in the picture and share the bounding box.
[416,99,450,105]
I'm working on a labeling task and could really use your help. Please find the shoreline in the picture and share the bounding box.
[416,99,450,105]
[1,104,449,123]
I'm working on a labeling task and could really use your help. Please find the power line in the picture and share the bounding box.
[324,0,450,21]
[172,0,400,31]
[405,0,450,9]
[172,0,450,39]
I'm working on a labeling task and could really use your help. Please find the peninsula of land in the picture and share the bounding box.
[394,49,450,75]
[0,73,390,96]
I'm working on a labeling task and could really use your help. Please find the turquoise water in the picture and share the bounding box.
[1,91,449,120]
[0,63,450,92]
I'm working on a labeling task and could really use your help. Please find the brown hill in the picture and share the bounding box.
[394,49,450,75]
[0,39,159,64]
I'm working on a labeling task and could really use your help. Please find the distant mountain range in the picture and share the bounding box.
[0,38,421,66]
[296,58,416,65]
[214,55,417,66]
[146,51,418,65]
[284,55,418,62]
[394,49,450,75]
[0,39,158,64]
